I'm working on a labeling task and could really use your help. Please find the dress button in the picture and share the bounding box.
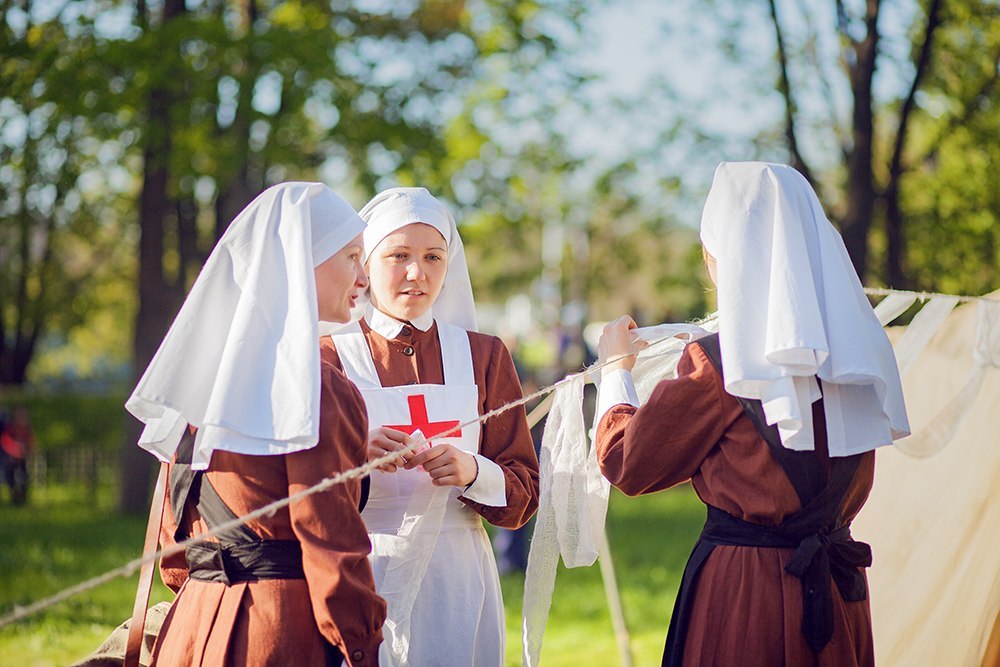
[351,649,364,661]
[402,346,415,356]
[400,326,412,336]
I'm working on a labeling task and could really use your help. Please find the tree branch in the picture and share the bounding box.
[767,0,815,184]
[798,0,846,150]
[887,0,943,184]
[924,49,1000,165]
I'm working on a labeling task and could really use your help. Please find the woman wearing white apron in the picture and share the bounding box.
[324,187,539,666]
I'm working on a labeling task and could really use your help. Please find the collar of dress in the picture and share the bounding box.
[366,305,435,339]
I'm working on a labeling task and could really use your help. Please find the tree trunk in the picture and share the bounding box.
[119,0,187,515]
[839,0,880,280]
[884,0,942,288]
[214,2,258,243]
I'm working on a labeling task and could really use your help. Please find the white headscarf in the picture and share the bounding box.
[700,161,909,456]
[126,182,366,470]
[357,186,477,331]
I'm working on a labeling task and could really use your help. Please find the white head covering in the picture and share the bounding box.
[700,161,909,456]
[126,182,366,469]
[356,186,477,331]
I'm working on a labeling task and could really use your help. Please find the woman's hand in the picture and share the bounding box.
[367,427,416,472]
[405,444,478,487]
[597,315,648,373]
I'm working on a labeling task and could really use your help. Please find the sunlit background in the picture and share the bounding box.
[1,1,998,664]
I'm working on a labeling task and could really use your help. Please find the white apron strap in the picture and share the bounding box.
[330,321,383,389]
[436,322,474,387]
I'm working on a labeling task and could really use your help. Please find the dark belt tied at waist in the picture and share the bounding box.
[186,539,305,586]
[703,505,872,652]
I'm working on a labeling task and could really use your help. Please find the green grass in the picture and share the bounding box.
[0,484,174,667]
[503,486,704,666]
[0,483,704,666]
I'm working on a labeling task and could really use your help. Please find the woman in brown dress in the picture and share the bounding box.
[595,162,909,666]
[126,182,386,666]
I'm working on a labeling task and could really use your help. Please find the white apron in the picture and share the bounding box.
[334,320,506,667]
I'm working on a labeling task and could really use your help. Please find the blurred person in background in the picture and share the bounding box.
[0,405,34,505]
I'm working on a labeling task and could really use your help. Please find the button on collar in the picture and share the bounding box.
[402,346,415,356]
[351,649,364,661]
[399,325,412,337]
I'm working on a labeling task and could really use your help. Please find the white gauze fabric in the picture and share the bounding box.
[355,186,477,331]
[700,161,909,456]
[521,321,712,667]
[126,182,365,469]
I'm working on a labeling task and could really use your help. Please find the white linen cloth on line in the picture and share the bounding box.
[522,321,712,667]
[333,317,506,667]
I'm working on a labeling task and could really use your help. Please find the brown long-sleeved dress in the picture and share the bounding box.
[150,348,386,667]
[596,340,876,667]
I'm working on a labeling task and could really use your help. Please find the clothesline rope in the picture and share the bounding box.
[1,284,987,628]
[0,334,683,629]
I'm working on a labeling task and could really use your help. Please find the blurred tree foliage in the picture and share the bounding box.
[5,0,996,513]
[667,0,999,293]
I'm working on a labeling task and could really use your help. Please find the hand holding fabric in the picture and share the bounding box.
[366,427,416,472]
[405,444,478,487]
[597,315,648,374]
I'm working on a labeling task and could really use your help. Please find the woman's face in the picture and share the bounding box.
[367,222,448,322]
[315,233,368,323]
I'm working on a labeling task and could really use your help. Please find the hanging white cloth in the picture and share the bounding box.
[126,182,365,469]
[700,161,909,456]
[353,187,477,331]
[333,319,505,667]
[522,321,712,667]
[892,295,960,377]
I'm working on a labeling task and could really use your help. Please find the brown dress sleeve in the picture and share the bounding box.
[459,335,540,529]
[595,342,744,496]
[284,362,386,667]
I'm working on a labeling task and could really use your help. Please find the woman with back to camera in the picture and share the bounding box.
[326,187,539,666]
[595,162,909,666]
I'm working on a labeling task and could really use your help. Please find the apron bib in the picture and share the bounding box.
[333,319,482,667]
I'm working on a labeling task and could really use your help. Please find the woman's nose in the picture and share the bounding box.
[355,262,369,288]
[405,262,424,281]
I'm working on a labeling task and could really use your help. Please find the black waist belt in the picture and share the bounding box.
[703,505,872,651]
[186,539,305,586]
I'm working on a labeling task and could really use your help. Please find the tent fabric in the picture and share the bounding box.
[853,292,1000,666]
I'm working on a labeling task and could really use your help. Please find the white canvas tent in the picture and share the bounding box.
[854,293,1000,666]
